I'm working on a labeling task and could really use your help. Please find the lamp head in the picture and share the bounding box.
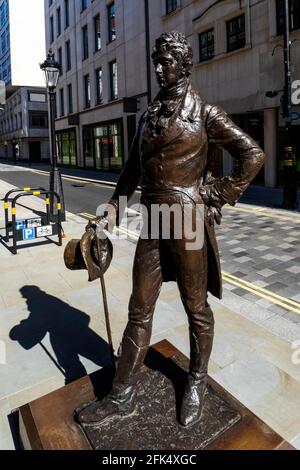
[40,49,60,90]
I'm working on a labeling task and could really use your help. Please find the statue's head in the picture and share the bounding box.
[152,31,193,89]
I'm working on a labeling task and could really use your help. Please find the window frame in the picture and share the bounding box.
[199,28,215,63]
[67,83,73,114]
[65,40,71,71]
[276,0,300,35]
[83,74,91,109]
[226,14,246,53]
[107,2,116,43]
[94,14,101,52]
[82,24,89,61]
[95,67,103,104]
[166,0,177,16]
[28,111,49,129]
[109,60,118,101]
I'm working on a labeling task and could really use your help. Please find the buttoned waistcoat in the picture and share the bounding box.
[110,82,265,299]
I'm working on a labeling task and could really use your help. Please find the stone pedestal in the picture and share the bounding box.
[19,340,294,450]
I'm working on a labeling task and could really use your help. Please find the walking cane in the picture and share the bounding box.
[96,235,115,370]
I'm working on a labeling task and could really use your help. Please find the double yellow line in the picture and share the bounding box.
[225,205,300,223]
[222,271,300,314]
[79,212,300,315]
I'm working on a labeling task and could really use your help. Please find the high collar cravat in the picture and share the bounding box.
[160,78,189,102]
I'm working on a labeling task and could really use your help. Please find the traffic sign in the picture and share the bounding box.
[16,220,26,230]
[23,228,35,240]
[36,225,53,238]
[27,218,42,228]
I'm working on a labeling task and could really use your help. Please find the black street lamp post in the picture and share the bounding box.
[282,0,297,209]
[40,50,66,221]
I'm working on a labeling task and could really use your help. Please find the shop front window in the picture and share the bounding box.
[83,121,123,171]
[83,127,94,168]
[56,129,77,167]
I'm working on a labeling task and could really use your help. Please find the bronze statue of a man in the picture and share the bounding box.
[77,31,265,427]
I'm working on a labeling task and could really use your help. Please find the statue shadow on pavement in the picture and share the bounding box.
[9,285,114,385]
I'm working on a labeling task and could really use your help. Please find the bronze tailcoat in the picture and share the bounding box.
[110,81,265,299]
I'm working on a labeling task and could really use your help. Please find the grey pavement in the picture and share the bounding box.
[215,206,300,324]
[0,171,300,450]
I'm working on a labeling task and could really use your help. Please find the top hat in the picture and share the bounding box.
[64,228,113,281]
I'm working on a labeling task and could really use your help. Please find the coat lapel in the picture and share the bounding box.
[141,82,204,157]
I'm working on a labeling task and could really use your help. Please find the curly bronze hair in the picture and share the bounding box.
[152,31,193,77]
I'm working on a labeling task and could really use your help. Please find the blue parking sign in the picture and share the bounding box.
[23,228,35,240]
[16,220,26,230]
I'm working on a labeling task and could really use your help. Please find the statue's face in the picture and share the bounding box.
[153,51,181,89]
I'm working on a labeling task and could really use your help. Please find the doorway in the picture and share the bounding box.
[29,142,41,163]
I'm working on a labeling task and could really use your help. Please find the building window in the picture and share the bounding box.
[83,121,123,171]
[59,88,64,116]
[81,0,87,12]
[50,16,54,43]
[166,0,177,15]
[276,0,300,35]
[66,40,71,71]
[108,3,116,42]
[94,14,101,52]
[84,74,91,108]
[58,47,63,75]
[64,0,69,29]
[29,111,48,128]
[56,129,77,166]
[82,25,89,60]
[226,14,246,53]
[109,60,118,100]
[199,29,214,62]
[28,92,46,102]
[95,68,103,104]
[57,7,61,37]
[67,83,73,114]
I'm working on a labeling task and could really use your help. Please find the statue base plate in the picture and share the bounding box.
[19,340,294,450]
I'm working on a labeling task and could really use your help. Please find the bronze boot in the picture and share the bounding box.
[180,322,214,427]
[76,381,136,426]
[76,323,149,426]
[180,372,207,427]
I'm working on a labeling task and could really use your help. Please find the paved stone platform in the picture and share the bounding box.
[19,341,293,451]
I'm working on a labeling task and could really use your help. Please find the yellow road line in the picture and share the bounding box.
[116,225,139,240]
[222,274,300,314]
[31,169,115,190]
[225,205,299,223]
[118,225,140,238]
[222,271,300,309]
[79,212,94,218]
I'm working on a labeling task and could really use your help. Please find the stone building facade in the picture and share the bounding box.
[0,87,50,162]
[0,0,49,163]
[45,0,300,187]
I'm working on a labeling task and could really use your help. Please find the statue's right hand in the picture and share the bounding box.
[86,200,118,235]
